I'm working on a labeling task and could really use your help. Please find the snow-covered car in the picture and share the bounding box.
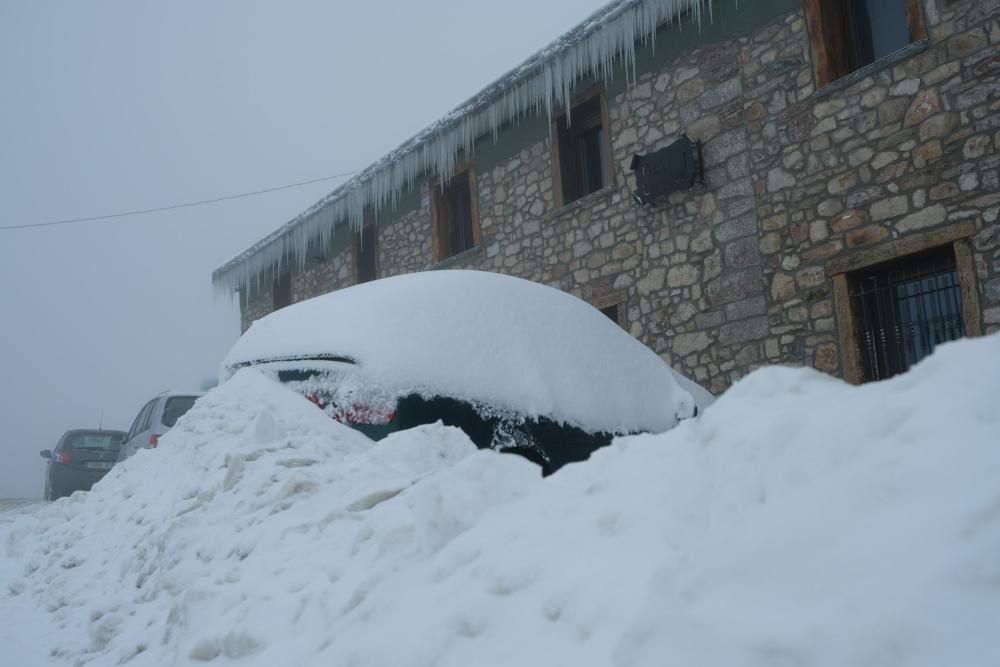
[221,270,711,473]
[116,391,204,462]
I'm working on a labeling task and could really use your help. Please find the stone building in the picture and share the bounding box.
[213,0,1000,394]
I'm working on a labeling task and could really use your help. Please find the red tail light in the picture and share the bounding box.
[339,404,396,426]
[55,451,72,464]
[305,392,328,409]
[149,434,161,448]
[300,391,395,426]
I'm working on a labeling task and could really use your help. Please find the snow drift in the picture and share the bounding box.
[3,334,999,666]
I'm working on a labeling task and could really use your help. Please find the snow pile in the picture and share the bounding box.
[223,270,698,434]
[4,334,1000,666]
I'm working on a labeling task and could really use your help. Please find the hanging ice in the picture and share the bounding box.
[212,0,720,296]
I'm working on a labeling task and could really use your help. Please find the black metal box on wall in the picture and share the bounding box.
[630,134,704,206]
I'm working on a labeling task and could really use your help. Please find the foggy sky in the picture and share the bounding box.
[0,0,609,498]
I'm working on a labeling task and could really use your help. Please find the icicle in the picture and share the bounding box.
[212,0,721,296]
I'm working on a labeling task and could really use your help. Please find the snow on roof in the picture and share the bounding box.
[6,335,998,666]
[222,270,695,434]
[212,0,713,294]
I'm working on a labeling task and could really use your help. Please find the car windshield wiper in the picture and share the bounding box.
[228,354,357,370]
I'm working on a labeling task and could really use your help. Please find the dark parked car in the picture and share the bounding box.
[221,270,712,474]
[40,430,126,500]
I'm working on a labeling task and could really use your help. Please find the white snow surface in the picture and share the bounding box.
[222,270,697,434]
[4,334,1000,667]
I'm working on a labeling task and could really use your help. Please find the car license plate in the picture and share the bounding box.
[86,462,114,470]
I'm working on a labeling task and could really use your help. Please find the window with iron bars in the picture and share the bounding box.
[599,303,623,328]
[849,246,965,382]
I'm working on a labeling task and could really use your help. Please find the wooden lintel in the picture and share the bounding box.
[825,221,977,275]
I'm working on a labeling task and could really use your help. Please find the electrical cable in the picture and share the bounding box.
[0,169,357,231]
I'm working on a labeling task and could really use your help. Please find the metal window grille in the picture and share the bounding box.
[850,247,965,382]
[599,303,622,327]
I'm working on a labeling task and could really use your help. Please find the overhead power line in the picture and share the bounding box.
[0,170,358,231]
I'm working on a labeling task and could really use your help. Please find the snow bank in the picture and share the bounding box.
[4,334,1000,667]
[222,270,697,434]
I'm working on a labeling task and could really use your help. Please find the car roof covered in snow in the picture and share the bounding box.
[222,270,695,435]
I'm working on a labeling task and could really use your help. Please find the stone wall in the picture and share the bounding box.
[241,285,271,332]
[239,242,355,332]
[743,0,1000,379]
[241,0,999,393]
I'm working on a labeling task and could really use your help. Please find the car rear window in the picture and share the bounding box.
[162,396,198,428]
[277,368,321,383]
[70,433,124,450]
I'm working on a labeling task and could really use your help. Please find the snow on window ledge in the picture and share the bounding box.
[430,244,484,270]
[813,39,930,100]
[547,184,619,221]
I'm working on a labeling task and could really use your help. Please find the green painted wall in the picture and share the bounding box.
[607,0,801,97]
[331,223,352,254]
[374,182,422,227]
[472,116,553,176]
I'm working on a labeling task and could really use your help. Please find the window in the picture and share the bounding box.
[354,218,378,284]
[128,400,156,441]
[600,304,623,327]
[849,246,964,382]
[140,399,157,432]
[161,396,198,428]
[829,222,982,384]
[552,91,613,206]
[806,0,926,87]
[273,270,291,310]
[69,432,123,451]
[432,167,479,261]
[593,292,627,329]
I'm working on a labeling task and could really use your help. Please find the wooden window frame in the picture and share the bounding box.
[805,0,927,88]
[828,221,982,384]
[353,213,379,284]
[550,85,615,209]
[431,163,480,262]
